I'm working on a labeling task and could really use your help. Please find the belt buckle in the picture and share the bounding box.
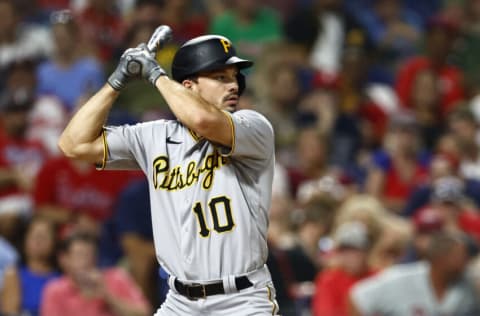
[186,283,206,300]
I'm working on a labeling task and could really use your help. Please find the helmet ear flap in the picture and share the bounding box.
[237,73,246,95]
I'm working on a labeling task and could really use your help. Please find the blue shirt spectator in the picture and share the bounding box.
[36,57,104,112]
[19,267,59,316]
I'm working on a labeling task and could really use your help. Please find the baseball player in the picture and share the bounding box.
[58,28,279,315]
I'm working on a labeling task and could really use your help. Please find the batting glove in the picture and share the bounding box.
[134,43,167,86]
[107,47,143,91]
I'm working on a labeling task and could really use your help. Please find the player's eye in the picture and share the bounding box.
[214,75,227,82]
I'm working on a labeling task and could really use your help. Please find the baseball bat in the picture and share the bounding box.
[127,25,173,75]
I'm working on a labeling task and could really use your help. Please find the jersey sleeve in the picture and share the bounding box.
[100,121,163,172]
[220,109,274,161]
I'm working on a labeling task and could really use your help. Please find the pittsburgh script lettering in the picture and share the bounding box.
[152,151,227,191]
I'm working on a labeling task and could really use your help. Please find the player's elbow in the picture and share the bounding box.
[190,111,218,135]
[57,134,76,158]
[57,135,91,161]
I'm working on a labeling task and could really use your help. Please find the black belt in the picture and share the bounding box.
[174,276,253,300]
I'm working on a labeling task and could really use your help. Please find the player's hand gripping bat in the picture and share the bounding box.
[126,25,173,76]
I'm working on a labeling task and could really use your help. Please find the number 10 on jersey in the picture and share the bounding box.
[192,196,235,237]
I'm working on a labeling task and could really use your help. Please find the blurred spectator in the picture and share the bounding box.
[365,113,428,213]
[0,0,53,73]
[41,232,150,316]
[312,221,375,316]
[158,0,207,45]
[99,178,161,307]
[402,154,480,216]
[424,177,480,243]
[334,195,386,248]
[402,206,445,263]
[350,231,480,315]
[126,0,162,26]
[404,0,443,23]
[329,39,389,168]
[408,69,445,150]
[27,95,68,156]
[266,188,295,315]
[36,10,104,112]
[470,253,480,300]
[0,89,48,244]
[448,106,480,180]
[345,0,423,80]
[268,192,295,251]
[256,63,302,165]
[3,58,38,100]
[268,195,335,315]
[296,175,351,208]
[33,156,138,237]
[209,0,282,61]
[451,0,480,92]
[0,217,59,316]
[287,128,332,197]
[75,0,125,63]
[0,236,18,290]
[284,0,345,76]
[309,0,345,76]
[297,88,338,138]
[37,0,70,12]
[395,14,464,117]
[368,214,412,270]
[283,2,321,64]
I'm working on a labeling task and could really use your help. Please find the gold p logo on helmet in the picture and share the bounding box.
[220,39,231,53]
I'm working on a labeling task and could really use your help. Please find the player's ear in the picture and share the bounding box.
[182,77,197,90]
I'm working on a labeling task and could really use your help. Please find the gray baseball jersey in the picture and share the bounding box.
[100,109,275,281]
[351,261,480,316]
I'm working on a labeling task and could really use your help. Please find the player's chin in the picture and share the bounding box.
[222,100,238,112]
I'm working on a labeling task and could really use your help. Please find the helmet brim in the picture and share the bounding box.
[225,56,254,69]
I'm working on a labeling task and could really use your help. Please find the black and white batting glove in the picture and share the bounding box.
[107,47,143,91]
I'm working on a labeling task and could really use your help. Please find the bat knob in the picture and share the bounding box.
[127,60,141,75]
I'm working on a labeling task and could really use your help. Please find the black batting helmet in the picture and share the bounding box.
[171,35,253,94]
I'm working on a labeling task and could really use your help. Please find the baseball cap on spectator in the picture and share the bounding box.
[431,176,465,204]
[334,221,370,250]
[413,207,444,234]
[0,89,34,113]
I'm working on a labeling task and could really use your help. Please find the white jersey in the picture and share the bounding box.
[101,109,275,281]
[351,261,480,316]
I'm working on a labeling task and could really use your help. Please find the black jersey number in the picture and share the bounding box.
[192,196,235,237]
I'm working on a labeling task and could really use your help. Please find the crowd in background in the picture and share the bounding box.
[1,0,480,315]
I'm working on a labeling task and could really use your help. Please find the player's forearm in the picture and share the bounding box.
[155,76,230,144]
[58,84,119,163]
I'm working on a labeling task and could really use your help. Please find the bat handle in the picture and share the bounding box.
[147,25,173,53]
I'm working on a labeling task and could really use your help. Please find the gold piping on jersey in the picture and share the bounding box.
[152,151,228,191]
[188,128,201,142]
[267,286,277,315]
[220,110,235,157]
[96,128,108,170]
